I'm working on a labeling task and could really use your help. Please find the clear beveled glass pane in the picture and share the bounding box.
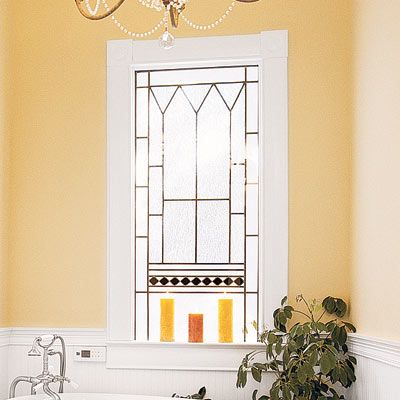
[135,293,148,341]
[135,237,147,292]
[149,95,163,166]
[151,86,178,113]
[182,84,211,112]
[246,82,258,132]
[232,164,245,213]
[246,184,258,235]
[136,72,148,87]
[197,87,230,199]
[149,167,162,215]
[164,89,196,199]
[245,294,258,342]
[164,201,195,263]
[135,187,148,236]
[246,236,258,292]
[231,215,244,263]
[136,88,148,137]
[215,83,244,110]
[150,67,245,86]
[247,66,259,81]
[231,90,246,164]
[197,200,229,263]
[136,138,148,186]
[247,134,259,184]
[149,216,162,263]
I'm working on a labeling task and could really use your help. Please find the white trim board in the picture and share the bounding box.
[348,333,400,369]
[107,31,289,352]
[1,329,400,371]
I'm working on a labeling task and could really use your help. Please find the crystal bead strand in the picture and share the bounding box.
[102,0,164,38]
[180,1,236,31]
[84,0,101,16]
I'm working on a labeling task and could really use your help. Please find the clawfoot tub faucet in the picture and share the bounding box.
[9,334,77,399]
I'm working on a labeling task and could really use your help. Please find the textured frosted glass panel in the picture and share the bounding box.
[149,293,244,343]
[149,95,163,166]
[150,67,245,86]
[197,200,229,263]
[231,91,245,163]
[135,294,147,341]
[149,167,162,215]
[182,84,211,112]
[246,184,258,235]
[136,188,148,236]
[246,236,258,292]
[135,238,147,291]
[136,138,148,186]
[245,294,258,342]
[151,86,178,112]
[164,90,196,199]
[149,216,162,263]
[136,88,148,137]
[136,72,148,87]
[246,83,258,132]
[149,264,244,272]
[231,215,244,263]
[232,165,245,213]
[198,87,230,199]
[247,134,259,183]
[216,83,244,110]
[247,66,259,81]
[164,201,195,263]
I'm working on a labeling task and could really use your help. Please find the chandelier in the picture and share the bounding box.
[74,0,260,49]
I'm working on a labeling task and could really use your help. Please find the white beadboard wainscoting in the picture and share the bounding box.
[348,334,400,400]
[0,328,399,400]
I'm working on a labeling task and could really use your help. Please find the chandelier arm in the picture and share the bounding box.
[74,0,128,20]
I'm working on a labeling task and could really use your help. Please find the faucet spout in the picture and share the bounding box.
[9,376,37,399]
[43,382,61,400]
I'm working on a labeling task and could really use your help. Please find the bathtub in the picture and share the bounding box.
[12,395,174,400]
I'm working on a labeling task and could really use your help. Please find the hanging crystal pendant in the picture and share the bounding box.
[159,29,175,49]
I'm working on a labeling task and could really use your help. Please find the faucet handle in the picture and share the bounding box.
[65,378,79,389]
[33,382,44,392]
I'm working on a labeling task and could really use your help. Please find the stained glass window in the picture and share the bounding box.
[134,65,260,343]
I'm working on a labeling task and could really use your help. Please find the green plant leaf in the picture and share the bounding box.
[322,297,335,314]
[251,367,262,383]
[344,322,356,333]
[281,296,288,306]
[320,351,335,374]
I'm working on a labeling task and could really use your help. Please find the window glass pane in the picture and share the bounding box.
[197,200,229,263]
[150,67,245,86]
[164,201,195,263]
[135,65,259,343]
[246,82,258,132]
[135,187,148,236]
[164,90,196,199]
[136,88,148,137]
[197,87,230,199]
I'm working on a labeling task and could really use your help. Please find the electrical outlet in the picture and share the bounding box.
[73,346,106,362]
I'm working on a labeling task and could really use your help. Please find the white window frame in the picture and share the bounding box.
[107,31,288,370]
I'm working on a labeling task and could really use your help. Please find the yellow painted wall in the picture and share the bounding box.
[6,0,353,327]
[0,0,11,327]
[351,0,400,340]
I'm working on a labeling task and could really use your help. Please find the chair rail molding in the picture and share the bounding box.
[348,333,400,368]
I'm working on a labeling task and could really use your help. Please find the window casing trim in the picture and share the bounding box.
[107,31,288,369]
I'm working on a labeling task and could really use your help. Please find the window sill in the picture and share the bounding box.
[106,340,264,371]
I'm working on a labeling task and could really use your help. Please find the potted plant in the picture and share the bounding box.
[236,295,357,400]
